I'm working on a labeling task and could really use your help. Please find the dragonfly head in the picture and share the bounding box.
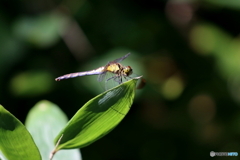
[123,66,133,76]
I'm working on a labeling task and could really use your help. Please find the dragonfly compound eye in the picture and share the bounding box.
[124,66,132,76]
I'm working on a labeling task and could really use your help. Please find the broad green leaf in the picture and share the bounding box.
[54,77,141,150]
[0,105,41,160]
[25,100,82,160]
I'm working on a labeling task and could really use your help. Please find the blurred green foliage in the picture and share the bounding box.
[1,0,240,159]
[25,100,81,160]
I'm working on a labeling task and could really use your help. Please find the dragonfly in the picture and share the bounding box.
[55,53,133,87]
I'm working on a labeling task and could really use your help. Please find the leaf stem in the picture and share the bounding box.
[49,134,64,160]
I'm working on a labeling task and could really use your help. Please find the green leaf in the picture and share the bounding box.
[25,100,82,160]
[54,77,141,150]
[0,105,41,160]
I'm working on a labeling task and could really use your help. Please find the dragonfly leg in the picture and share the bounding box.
[123,76,128,81]
[117,76,122,84]
[106,76,116,82]
[105,75,123,84]
[112,75,122,84]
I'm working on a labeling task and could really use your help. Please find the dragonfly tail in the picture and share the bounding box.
[55,72,83,81]
[55,70,103,81]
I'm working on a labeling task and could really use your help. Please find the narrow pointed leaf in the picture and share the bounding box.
[0,105,41,160]
[25,100,82,160]
[54,77,141,150]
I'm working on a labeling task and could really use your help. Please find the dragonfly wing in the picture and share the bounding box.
[112,53,131,63]
[102,72,118,90]
[99,71,134,90]
[97,71,107,82]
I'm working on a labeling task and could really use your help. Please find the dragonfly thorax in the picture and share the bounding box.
[106,63,132,77]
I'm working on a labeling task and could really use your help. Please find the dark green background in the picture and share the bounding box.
[1,0,240,159]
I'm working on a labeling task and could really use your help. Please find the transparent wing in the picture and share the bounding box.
[104,73,121,90]
[97,71,107,82]
[100,72,135,90]
[112,53,131,63]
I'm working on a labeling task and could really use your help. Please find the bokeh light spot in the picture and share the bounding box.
[10,70,53,97]
[161,75,184,100]
[188,94,216,124]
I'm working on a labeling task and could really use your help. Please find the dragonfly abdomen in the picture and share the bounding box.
[55,67,105,81]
